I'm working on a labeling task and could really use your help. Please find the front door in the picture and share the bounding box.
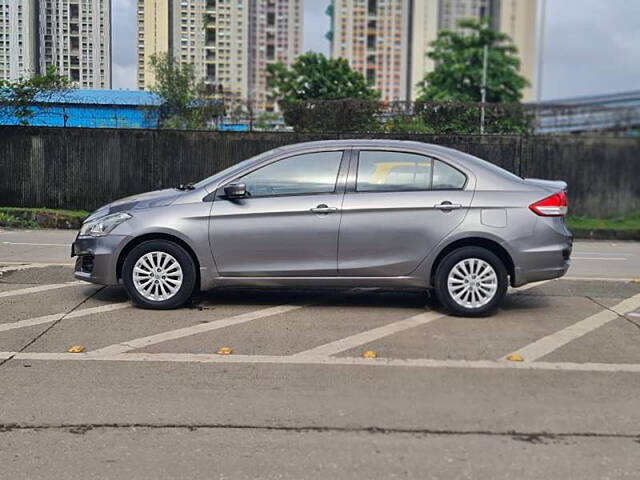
[210,150,348,277]
[338,149,473,276]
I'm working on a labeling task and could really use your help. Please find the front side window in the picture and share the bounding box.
[357,151,433,192]
[239,151,343,197]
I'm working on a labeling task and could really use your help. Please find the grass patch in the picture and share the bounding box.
[567,211,640,231]
[0,212,39,229]
[0,207,89,229]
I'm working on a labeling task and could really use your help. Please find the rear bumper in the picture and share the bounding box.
[72,235,130,286]
[514,259,570,286]
[512,224,572,287]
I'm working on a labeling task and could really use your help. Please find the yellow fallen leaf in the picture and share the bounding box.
[67,345,86,354]
[216,347,232,355]
[361,350,377,359]
[506,353,524,362]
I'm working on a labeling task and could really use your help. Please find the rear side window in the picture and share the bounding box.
[357,151,433,192]
[356,151,466,192]
[433,160,467,189]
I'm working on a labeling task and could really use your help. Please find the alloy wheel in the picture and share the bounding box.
[132,251,184,301]
[446,258,498,309]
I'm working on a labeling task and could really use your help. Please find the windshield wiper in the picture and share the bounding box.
[175,182,196,191]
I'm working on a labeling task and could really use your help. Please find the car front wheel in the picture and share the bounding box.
[434,246,508,317]
[122,240,197,309]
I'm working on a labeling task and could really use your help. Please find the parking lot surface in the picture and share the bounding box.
[1,229,640,479]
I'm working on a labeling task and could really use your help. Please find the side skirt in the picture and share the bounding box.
[208,276,428,289]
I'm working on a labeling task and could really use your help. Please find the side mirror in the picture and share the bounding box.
[224,183,247,199]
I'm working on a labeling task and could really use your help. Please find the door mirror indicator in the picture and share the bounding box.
[224,183,247,199]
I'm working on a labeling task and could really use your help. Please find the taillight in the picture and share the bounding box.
[529,191,568,217]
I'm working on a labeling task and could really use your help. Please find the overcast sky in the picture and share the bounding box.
[112,0,640,101]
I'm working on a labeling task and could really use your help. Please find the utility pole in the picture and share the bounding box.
[480,44,488,134]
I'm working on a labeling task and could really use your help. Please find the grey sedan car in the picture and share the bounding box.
[72,140,572,316]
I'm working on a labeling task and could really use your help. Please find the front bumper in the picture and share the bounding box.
[72,234,130,286]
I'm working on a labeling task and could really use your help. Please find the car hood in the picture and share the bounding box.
[85,189,181,222]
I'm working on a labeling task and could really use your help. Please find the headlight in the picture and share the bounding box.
[79,212,132,237]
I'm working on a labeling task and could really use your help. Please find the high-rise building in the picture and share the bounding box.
[137,0,249,96]
[496,0,538,102]
[138,1,201,90]
[330,0,410,102]
[137,0,302,110]
[0,0,38,81]
[205,0,250,100]
[331,0,539,102]
[249,0,303,111]
[41,0,112,88]
[0,0,111,88]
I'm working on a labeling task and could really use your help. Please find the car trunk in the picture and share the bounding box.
[522,178,568,193]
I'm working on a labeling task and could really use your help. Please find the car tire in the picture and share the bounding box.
[122,240,197,310]
[434,246,508,317]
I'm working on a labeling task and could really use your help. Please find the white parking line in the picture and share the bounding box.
[0,281,89,299]
[572,257,627,261]
[510,279,552,292]
[0,261,73,266]
[3,351,640,373]
[563,276,637,283]
[0,263,74,275]
[1,241,69,247]
[292,311,445,358]
[88,304,306,357]
[573,251,636,257]
[0,303,130,333]
[502,292,640,362]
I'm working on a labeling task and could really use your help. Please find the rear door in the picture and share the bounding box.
[338,149,474,276]
[209,149,349,277]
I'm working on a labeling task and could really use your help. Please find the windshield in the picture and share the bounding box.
[192,150,277,190]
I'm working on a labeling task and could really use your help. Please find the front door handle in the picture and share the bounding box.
[435,201,462,211]
[310,204,338,214]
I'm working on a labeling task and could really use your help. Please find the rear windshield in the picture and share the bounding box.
[458,151,523,181]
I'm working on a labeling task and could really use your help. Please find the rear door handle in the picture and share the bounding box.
[435,202,462,211]
[310,204,338,214]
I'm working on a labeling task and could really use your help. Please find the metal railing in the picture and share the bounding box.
[1,97,638,135]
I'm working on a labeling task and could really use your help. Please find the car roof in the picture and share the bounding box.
[275,139,480,162]
[276,139,448,152]
[272,139,524,188]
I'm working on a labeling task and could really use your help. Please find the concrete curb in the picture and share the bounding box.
[571,228,640,241]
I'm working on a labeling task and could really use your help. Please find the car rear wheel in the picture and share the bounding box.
[434,246,508,317]
[122,240,197,309]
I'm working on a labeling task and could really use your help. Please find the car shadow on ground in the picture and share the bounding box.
[96,285,551,316]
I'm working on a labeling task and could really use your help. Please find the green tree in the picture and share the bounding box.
[0,66,70,126]
[267,52,380,132]
[267,52,379,101]
[148,53,223,129]
[417,18,528,103]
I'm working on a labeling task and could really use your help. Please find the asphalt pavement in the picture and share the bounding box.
[1,228,640,479]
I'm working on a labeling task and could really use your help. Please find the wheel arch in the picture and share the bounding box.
[430,236,516,287]
[116,233,201,289]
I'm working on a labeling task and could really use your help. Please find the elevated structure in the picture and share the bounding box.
[535,90,640,134]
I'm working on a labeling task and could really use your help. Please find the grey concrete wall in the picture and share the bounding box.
[0,126,638,217]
